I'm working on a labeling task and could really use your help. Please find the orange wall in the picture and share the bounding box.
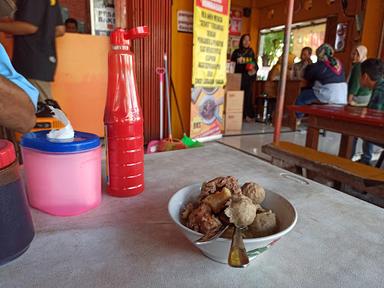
[52,33,109,136]
[0,33,109,136]
[171,0,193,138]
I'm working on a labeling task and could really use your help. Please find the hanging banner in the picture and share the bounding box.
[192,0,230,87]
[190,0,230,141]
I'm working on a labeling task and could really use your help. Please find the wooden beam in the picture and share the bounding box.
[114,0,127,29]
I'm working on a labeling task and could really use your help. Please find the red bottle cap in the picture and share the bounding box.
[110,26,149,46]
[0,140,16,169]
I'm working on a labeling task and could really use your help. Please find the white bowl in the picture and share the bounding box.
[168,184,297,264]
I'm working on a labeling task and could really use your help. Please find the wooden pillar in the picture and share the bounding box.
[114,0,127,28]
[273,0,294,143]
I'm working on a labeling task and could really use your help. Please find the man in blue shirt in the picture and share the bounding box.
[0,43,38,132]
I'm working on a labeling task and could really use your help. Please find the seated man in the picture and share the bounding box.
[358,58,384,165]
[0,43,38,133]
[65,18,78,33]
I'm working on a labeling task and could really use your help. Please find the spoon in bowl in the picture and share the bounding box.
[228,226,249,268]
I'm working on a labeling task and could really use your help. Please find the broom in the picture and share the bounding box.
[157,54,186,152]
[170,77,203,148]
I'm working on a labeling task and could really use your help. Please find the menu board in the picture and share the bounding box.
[192,0,230,87]
[90,0,115,36]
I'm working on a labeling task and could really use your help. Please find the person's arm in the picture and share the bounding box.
[9,0,46,36]
[55,3,65,37]
[230,49,238,62]
[0,76,36,133]
[0,21,38,35]
[348,64,360,104]
[251,49,258,71]
[367,88,384,111]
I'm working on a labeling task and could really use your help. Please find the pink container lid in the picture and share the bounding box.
[0,140,16,169]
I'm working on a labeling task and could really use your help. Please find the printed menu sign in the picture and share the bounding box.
[90,0,115,36]
[177,10,193,33]
[192,0,230,87]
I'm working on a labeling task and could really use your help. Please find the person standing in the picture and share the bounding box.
[231,34,258,123]
[0,0,65,101]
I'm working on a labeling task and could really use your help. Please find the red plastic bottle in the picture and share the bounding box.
[104,26,149,197]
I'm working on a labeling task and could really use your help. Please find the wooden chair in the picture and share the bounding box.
[282,80,302,130]
[253,80,302,130]
[253,80,278,123]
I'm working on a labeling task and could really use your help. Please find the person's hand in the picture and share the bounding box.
[348,100,357,106]
[360,107,367,117]
[248,68,256,76]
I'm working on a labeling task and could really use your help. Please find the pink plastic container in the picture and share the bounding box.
[21,131,101,216]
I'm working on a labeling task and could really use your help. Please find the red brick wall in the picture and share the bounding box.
[60,0,91,32]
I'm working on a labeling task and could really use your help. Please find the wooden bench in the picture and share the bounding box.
[262,141,384,197]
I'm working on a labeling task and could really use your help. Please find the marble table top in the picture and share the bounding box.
[1,143,383,288]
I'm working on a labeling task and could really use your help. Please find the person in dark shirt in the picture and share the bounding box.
[356,58,384,165]
[231,34,258,122]
[0,0,65,101]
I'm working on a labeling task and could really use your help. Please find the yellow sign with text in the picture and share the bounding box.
[192,0,230,87]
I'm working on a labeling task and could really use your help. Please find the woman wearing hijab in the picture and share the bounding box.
[231,34,258,122]
[348,45,371,106]
[295,43,347,118]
